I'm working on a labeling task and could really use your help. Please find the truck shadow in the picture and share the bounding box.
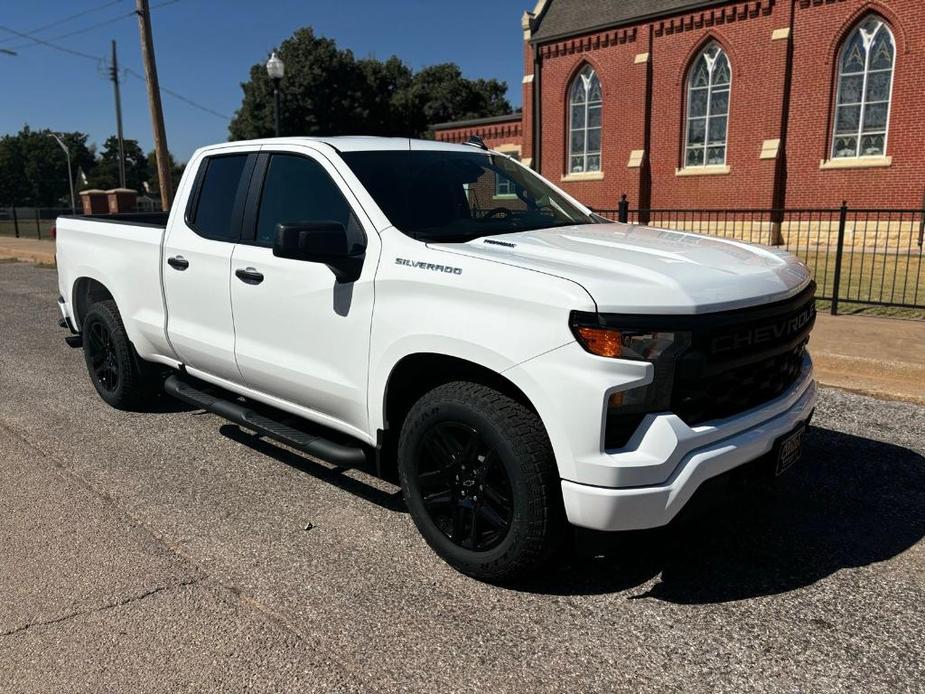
[519,426,925,602]
[218,424,406,512]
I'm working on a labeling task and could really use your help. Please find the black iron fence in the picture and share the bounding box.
[4,199,923,315]
[593,197,925,315]
[0,207,78,240]
[1,201,164,240]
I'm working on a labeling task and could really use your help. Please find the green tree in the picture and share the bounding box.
[0,126,94,207]
[90,136,150,193]
[396,63,512,135]
[230,28,376,140]
[229,27,512,140]
[358,55,414,135]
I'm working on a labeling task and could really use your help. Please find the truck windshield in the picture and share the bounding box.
[341,150,596,242]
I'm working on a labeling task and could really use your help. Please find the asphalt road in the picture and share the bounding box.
[1,261,923,693]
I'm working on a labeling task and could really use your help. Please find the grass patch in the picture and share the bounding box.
[795,249,924,319]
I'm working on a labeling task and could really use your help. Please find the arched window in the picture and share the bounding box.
[568,66,602,173]
[832,16,895,159]
[684,42,731,167]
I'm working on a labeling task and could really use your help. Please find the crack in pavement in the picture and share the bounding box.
[0,578,203,638]
[0,415,368,688]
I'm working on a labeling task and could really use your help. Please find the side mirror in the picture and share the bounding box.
[273,221,365,282]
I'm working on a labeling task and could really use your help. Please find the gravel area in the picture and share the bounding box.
[0,262,923,693]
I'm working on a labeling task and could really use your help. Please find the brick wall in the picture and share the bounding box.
[433,117,524,151]
[645,1,789,209]
[537,26,644,209]
[434,0,925,213]
[784,0,925,208]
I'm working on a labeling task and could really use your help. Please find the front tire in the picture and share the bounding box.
[397,381,565,582]
[81,300,158,410]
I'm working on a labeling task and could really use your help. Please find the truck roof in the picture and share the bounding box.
[196,136,487,155]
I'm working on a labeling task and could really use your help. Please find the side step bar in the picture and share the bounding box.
[164,375,367,467]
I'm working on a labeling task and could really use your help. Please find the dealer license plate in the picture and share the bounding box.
[775,425,805,476]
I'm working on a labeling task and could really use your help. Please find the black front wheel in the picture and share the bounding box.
[81,300,158,410]
[398,381,565,583]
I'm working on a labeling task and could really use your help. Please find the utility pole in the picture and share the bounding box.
[110,40,127,189]
[135,0,172,209]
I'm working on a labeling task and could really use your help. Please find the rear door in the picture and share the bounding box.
[229,145,378,438]
[163,149,257,382]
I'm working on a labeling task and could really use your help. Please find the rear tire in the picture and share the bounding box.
[81,300,159,410]
[397,381,565,583]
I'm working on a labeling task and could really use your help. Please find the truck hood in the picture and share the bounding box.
[429,222,812,314]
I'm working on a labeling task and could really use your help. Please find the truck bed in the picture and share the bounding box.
[55,214,175,365]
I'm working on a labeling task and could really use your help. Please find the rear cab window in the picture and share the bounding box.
[186,153,255,242]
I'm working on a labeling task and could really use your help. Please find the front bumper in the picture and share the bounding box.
[563,373,816,532]
[504,342,816,532]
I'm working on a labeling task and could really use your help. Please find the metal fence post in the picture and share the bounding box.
[919,188,925,247]
[12,207,19,238]
[830,200,848,316]
[35,208,42,240]
[618,194,629,223]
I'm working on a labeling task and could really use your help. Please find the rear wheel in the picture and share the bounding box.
[81,300,158,410]
[398,381,565,582]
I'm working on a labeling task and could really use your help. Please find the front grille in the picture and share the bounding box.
[671,286,816,424]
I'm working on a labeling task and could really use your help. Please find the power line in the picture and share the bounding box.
[0,1,230,124]
[3,0,125,41]
[0,24,104,63]
[124,67,230,120]
[5,11,136,50]
[5,0,181,51]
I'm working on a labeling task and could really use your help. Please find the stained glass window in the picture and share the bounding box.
[832,17,894,159]
[568,66,602,173]
[685,43,731,167]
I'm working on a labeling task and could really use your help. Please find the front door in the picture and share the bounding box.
[163,150,257,383]
[229,146,378,438]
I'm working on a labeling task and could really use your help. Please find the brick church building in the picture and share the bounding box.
[434,0,925,212]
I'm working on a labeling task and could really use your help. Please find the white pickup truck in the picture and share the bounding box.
[55,136,816,581]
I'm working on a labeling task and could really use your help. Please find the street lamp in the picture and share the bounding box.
[49,133,76,214]
[265,50,285,137]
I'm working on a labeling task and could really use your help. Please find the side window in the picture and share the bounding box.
[255,154,362,247]
[190,154,250,241]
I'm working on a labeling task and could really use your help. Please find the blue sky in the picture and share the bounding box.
[0,0,528,162]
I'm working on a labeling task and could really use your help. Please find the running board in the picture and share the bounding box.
[163,375,367,467]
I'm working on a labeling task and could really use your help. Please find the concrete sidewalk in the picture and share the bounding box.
[0,249,921,403]
[811,312,925,405]
[0,237,56,265]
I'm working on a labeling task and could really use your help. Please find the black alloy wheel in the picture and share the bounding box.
[85,319,120,393]
[415,421,514,552]
[80,299,159,410]
[397,381,565,582]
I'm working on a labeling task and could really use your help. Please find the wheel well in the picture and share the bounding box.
[72,277,114,329]
[383,353,535,439]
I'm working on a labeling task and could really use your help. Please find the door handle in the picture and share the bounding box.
[167,255,189,271]
[235,267,264,285]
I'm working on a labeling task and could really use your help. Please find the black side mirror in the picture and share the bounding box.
[273,221,365,282]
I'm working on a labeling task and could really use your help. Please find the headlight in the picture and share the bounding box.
[570,312,692,449]
[572,326,683,361]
